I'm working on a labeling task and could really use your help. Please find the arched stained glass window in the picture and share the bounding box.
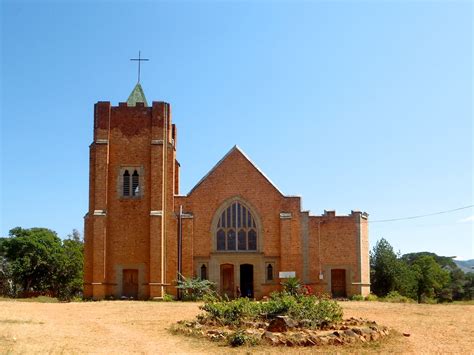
[238,230,246,250]
[248,229,257,250]
[217,229,225,250]
[216,201,258,251]
[227,229,236,250]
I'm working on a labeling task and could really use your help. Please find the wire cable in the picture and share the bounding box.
[369,205,474,223]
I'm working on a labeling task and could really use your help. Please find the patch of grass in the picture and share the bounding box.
[380,291,415,303]
[0,319,44,324]
[448,300,474,305]
[365,294,378,301]
[18,296,60,303]
[0,296,59,303]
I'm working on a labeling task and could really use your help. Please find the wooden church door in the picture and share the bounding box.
[122,269,138,299]
[331,269,347,298]
[220,264,234,298]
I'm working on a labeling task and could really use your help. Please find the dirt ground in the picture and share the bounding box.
[0,300,472,354]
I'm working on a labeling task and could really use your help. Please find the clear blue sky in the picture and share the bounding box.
[1,1,472,259]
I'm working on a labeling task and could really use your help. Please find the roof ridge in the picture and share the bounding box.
[187,145,284,196]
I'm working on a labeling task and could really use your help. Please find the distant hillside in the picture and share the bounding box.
[454,259,474,273]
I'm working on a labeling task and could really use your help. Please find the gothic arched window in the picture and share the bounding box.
[200,264,207,280]
[121,167,142,198]
[267,263,273,281]
[216,201,258,251]
[132,170,139,196]
[123,170,130,196]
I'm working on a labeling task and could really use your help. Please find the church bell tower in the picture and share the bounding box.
[83,82,179,300]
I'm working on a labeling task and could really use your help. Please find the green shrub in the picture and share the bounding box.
[163,293,174,302]
[176,274,216,301]
[201,291,343,328]
[351,294,364,301]
[227,329,258,347]
[382,291,415,303]
[365,293,378,301]
[281,277,302,296]
[261,292,298,317]
[201,296,262,326]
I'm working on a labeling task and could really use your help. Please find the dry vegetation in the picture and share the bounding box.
[0,299,472,354]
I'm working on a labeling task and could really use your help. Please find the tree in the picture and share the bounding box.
[370,238,400,296]
[370,238,419,299]
[3,227,63,294]
[55,231,83,300]
[2,227,84,300]
[411,255,450,303]
[448,267,468,301]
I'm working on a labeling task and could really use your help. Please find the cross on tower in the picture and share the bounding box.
[130,50,149,83]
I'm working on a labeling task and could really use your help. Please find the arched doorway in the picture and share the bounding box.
[220,264,234,298]
[240,264,254,298]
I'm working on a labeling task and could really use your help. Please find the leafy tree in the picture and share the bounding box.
[0,237,14,296]
[448,267,468,301]
[464,272,474,300]
[402,252,457,269]
[3,227,63,294]
[411,255,450,303]
[370,238,400,296]
[1,227,84,300]
[55,230,84,300]
[393,260,418,300]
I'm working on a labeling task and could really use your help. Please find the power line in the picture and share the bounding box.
[369,205,474,223]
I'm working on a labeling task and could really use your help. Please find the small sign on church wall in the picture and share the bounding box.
[279,271,296,279]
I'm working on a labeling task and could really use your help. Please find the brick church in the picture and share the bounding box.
[83,83,370,300]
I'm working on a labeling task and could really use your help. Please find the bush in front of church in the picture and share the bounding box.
[175,274,217,301]
[199,290,343,328]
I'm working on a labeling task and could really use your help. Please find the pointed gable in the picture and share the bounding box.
[188,145,284,196]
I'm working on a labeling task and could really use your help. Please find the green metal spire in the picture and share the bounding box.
[127,82,148,107]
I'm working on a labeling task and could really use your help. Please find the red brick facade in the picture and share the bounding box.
[84,99,370,300]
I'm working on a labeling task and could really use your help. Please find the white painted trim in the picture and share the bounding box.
[188,145,285,196]
[150,210,163,216]
[91,282,103,285]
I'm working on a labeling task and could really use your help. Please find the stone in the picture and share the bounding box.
[262,331,280,346]
[332,330,343,337]
[403,332,411,337]
[370,332,380,341]
[267,316,297,332]
[344,329,358,337]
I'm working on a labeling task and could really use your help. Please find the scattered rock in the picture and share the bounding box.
[262,331,280,346]
[403,332,411,337]
[267,316,297,332]
[344,329,358,338]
